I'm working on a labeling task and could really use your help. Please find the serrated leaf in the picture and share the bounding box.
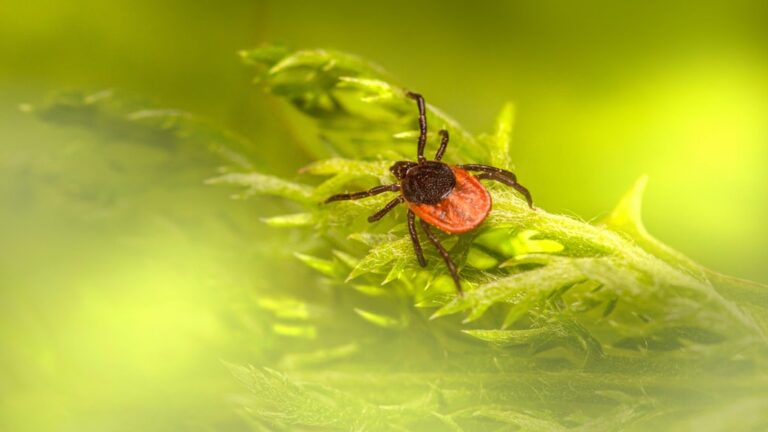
[207,172,313,203]
[382,258,407,285]
[23,89,256,169]
[225,365,392,429]
[429,294,476,320]
[301,158,392,180]
[346,237,412,281]
[434,258,587,321]
[348,232,399,247]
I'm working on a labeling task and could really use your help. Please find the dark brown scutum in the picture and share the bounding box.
[401,161,456,205]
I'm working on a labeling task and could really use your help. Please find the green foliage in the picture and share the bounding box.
[27,47,768,431]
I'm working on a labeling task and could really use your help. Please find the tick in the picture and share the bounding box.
[326,92,533,294]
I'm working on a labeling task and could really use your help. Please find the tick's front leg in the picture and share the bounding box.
[368,196,404,222]
[325,184,400,203]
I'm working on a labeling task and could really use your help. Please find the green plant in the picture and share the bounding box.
[27,47,768,431]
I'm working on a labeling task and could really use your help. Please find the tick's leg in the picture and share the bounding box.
[459,164,520,180]
[408,210,427,267]
[406,91,428,164]
[325,184,400,203]
[460,164,533,209]
[435,129,449,161]
[420,220,462,295]
[368,196,404,222]
[475,172,533,209]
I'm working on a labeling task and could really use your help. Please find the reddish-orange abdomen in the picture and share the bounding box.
[407,166,491,233]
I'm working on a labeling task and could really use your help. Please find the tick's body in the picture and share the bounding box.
[406,164,491,234]
[326,92,533,294]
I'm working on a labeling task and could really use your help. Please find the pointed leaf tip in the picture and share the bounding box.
[294,252,337,277]
[354,308,401,328]
[604,175,649,236]
[491,102,516,169]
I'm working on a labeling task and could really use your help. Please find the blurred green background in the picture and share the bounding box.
[2,1,766,430]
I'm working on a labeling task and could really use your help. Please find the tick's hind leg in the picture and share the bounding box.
[460,164,533,209]
[368,196,404,222]
[419,220,462,295]
[476,172,533,209]
[408,210,426,267]
[325,184,400,203]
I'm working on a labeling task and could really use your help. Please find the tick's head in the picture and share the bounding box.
[389,161,417,180]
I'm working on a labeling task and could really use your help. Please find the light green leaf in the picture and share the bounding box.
[347,237,413,281]
[472,408,567,432]
[294,252,338,277]
[351,284,392,297]
[261,213,315,227]
[256,298,310,320]
[463,327,556,346]
[465,247,499,270]
[279,344,359,369]
[225,365,392,429]
[332,250,359,269]
[433,258,587,321]
[353,308,402,328]
[337,76,399,103]
[23,89,256,169]
[490,102,516,169]
[301,158,392,179]
[510,229,565,255]
[271,324,317,339]
[206,172,313,203]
